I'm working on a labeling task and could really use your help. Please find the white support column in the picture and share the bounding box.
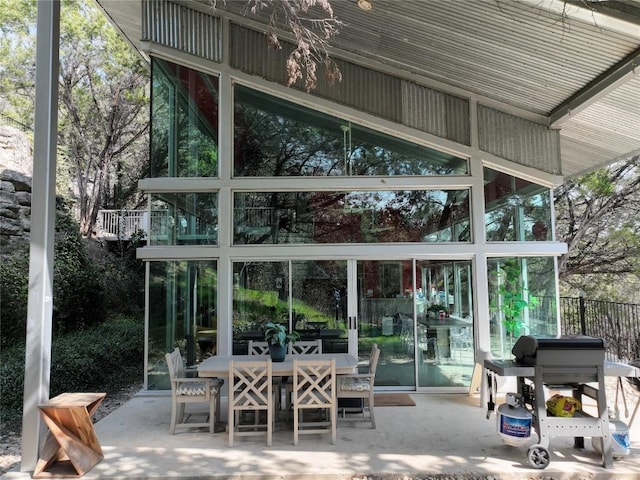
[20,0,60,472]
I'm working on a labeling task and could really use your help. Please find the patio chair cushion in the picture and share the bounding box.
[338,376,371,392]
[176,379,223,396]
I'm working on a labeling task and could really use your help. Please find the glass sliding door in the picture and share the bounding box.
[415,260,474,389]
[357,260,416,389]
[229,257,474,391]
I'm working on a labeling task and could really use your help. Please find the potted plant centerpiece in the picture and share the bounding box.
[263,322,300,362]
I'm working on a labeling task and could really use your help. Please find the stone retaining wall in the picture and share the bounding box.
[0,125,33,251]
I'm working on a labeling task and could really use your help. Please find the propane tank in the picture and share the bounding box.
[592,411,631,459]
[497,393,532,447]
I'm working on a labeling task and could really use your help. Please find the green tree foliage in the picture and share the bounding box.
[0,248,30,348]
[555,154,640,301]
[489,260,539,337]
[0,0,149,236]
[0,203,144,349]
[52,203,106,333]
[0,0,37,120]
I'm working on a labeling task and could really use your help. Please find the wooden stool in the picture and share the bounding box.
[34,392,106,478]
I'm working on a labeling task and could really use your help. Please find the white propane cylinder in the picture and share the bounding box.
[592,418,631,459]
[497,393,532,447]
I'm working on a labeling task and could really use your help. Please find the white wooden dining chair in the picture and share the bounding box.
[292,358,336,445]
[164,347,223,434]
[285,339,323,411]
[288,339,322,354]
[248,340,282,412]
[247,340,270,355]
[228,359,274,447]
[336,343,380,428]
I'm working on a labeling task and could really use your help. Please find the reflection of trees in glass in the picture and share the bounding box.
[484,168,551,241]
[234,190,470,244]
[234,86,467,177]
[232,262,290,337]
[235,101,342,177]
[151,59,219,177]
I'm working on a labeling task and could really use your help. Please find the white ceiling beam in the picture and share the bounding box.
[549,47,640,126]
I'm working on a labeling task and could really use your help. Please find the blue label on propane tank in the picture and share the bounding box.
[500,415,531,438]
[613,432,630,449]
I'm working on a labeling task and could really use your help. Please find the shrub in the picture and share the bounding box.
[0,316,144,428]
[0,251,29,349]
[53,207,106,333]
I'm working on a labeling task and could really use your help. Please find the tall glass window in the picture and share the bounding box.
[488,256,558,359]
[149,192,218,245]
[151,58,219,177]
[148,260,218,390]
[232,261,290,354]
[234,85,468,177]
[231,260,349,355]
[484,168,552,241]
[234,190,471,244]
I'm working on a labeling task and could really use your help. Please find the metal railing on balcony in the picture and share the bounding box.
[97,210,148,240]
[97,209,214,242]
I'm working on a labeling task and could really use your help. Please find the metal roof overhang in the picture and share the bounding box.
[95,0,640,180]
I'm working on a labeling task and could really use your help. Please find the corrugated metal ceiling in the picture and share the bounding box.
[96,0,640,179]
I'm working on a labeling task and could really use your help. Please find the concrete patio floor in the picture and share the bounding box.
[4,391,640,480]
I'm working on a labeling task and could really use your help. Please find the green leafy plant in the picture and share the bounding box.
[263,322,299,347]
[427,304,448,314]
[491,262,539,338]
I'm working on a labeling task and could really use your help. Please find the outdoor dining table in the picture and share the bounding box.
[198,353,359,430]
[197,352,359,379]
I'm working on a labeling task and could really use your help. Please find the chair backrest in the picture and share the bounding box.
[288,339,322,355]
[248,340,270,355]
[292,358,335,408]
[368,343,380,377]
[228,359,272,410]
[165,348,185,382]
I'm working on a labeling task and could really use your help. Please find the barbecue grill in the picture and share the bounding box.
[485,335,613,469]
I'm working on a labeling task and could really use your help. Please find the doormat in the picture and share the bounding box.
[374,393,415,407]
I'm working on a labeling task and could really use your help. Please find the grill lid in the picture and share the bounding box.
[512,335,606,364]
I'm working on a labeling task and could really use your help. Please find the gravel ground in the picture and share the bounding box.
[1,378,637,478]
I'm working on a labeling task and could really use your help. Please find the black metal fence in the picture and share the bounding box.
[0,113,32,132]
[560,296,640,362]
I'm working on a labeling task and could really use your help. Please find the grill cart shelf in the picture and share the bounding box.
[484,335,636,470]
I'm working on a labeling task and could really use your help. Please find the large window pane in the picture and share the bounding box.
[232,261,289,354]
[234,190,471,244]
[149,193,217,245]
[148,261,218,390]
[291,261,348,353]
[488,257,557,359]
[231,261,349,355]
[151,58,219,177]
[234,85,468,177]
[484,168,552,241]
